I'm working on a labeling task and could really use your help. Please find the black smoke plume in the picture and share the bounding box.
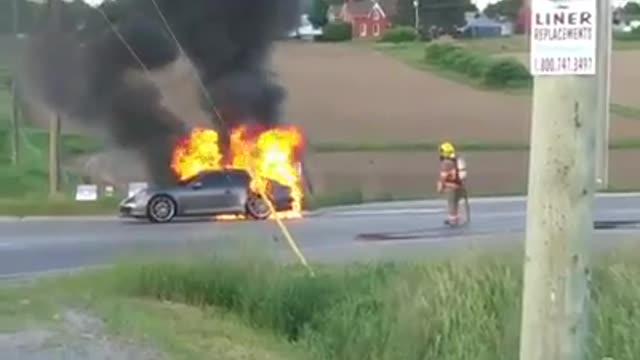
[20,0,301,186]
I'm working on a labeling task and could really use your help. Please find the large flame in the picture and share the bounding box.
[170,125,305,219]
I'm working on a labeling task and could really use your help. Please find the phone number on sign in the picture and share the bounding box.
[532,57,594,74]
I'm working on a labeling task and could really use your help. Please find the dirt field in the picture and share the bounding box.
[307,150,640,198]
[272,42,640,144]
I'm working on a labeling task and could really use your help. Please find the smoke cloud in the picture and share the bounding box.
[19,0,301,186]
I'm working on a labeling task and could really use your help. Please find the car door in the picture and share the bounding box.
[197,172,236,214]
[176,174,212,215]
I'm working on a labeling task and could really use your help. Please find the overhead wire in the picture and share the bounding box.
[146,0,223,125]
[92,6,162,90]
[90,1,313,276]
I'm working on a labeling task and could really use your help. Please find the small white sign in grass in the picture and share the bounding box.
[75,184,98,201]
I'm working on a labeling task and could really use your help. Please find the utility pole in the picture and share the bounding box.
[10,78,19,166]
[48,0,62,196]
[12,0,19,35]
[10,0,20,166]
[519,0,606,358]
[413,0,420,32]
[595,0,612,190]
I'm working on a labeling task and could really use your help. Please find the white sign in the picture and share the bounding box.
[530,0,596,75]
[75,184,98,201]
[128,182,148,198]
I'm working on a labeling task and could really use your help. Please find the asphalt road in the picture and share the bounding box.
[2,193,640,277]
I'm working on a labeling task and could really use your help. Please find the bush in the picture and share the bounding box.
[319,21,352,42]
[424,42,531,88]
[379,26,418,43]
[109,253,640,360]
[482,58,532,87]
[614,26,640,41]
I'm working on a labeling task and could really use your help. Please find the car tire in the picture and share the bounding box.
[147,195,177,223]
[246,195,271,220]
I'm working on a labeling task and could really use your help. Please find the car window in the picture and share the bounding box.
[199,173,230,187]
[226,171,251,186]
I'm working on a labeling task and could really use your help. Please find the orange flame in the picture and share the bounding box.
[170,128,223,181]
[170,125,305,219]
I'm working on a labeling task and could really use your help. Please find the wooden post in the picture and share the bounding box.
[594,0,612,189]
[10,0,20,166]
[49,112,61,196]
[519,77,597,360]
[48,0,62,196]
[519,0,605,358]
[10,78,20,166]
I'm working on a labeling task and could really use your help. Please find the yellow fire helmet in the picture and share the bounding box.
[439,141,456,159]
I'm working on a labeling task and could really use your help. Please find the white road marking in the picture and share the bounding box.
[0,265,111,281]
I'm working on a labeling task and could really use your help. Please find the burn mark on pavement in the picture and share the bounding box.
[355,226,522,242]
[594,220,640,229]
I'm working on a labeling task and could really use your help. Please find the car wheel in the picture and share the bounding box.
[147,195,176,223]
[246,195,271,220]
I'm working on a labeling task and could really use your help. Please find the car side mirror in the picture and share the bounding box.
[191,181,203,189]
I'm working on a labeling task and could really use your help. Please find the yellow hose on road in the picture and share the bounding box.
[251,173,314,277]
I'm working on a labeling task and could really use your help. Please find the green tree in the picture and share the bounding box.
[624,1,640,15]
[419,0,473,31]
[308,0,329,28]
[483,0,523,20]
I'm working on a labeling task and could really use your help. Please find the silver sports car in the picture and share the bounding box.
[119,168,295,223]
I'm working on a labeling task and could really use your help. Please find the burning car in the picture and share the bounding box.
[120,123,306,223]
[119,168,295,223]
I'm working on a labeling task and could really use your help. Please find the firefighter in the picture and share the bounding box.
[437,141,467,226]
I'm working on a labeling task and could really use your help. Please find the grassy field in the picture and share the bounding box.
[455,34,640,53]
[412,35,640,109]
[0,64,122,214]
[372,39,640,113]
[2,249,640,359]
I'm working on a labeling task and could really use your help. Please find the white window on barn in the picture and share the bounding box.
[373,23,380,36]
[372,9,380,21]
[360,23,367,37]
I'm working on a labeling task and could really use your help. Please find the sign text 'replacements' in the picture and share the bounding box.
[530,0,597,75]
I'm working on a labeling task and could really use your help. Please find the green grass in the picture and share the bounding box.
[456,34,640,53]
[4,249,640,359]
[0,75,110,212]
[0,196,120,216]
[0,272,306,359]
[372,41,640,121]
[310,138,640,152]
[311,140,527,152]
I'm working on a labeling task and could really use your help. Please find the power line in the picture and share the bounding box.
[147,0,224,126]
[92,7,153,76]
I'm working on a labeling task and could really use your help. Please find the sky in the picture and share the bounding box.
[474,0,633,10]
[60,0,640,13]
[81,0,104,6]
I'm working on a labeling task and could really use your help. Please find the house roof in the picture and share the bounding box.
[466,16,503,28]
[345,1,377,16]
[328,4,342,19]
[329,0,387,19]
[376,0,397,17]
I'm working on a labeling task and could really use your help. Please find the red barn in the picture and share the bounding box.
[516,0,531,34]
[328,0,391,38]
